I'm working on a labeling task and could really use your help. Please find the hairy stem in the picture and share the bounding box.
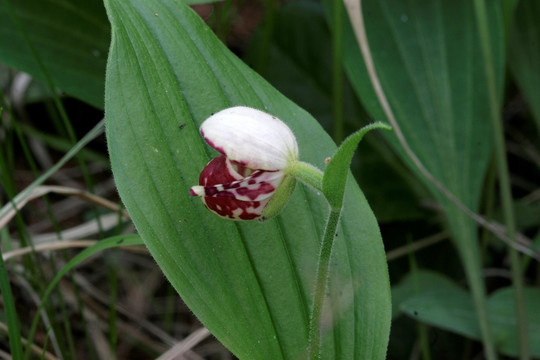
[307,208,341,360]
[287,161,342,358]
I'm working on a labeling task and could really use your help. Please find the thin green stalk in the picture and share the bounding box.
[308,208,341,360]
[0,246,23,359]
[16,122,107,164]
[332,0,345,142]
[473,1,529,359]
[0,105,46,286]
[10,109,66,241]
[418,323,431,360]
[108,250,119,353]
[24,235,143,360]
[55,261,78,358]
[408,239,431,360]
[450,207,497,360]
[40,331,51,360]
[287,161,333,359]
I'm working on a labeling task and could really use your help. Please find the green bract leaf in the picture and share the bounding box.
[104,0,391,359]
[322,122,391,210]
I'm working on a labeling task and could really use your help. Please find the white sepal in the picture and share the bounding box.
[200,106,299,171]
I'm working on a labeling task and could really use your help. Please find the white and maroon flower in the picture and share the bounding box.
[190,106,299,221]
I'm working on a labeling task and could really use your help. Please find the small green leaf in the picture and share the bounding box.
[322,122,391,210]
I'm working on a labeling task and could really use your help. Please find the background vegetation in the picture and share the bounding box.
[0,0,539,359]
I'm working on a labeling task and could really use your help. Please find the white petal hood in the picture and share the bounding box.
[200,106,299,171]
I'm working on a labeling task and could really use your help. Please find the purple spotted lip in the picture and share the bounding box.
[190,155,283,220]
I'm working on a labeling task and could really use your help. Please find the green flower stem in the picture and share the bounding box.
[287,161,324,192]
[287,160,339,358]
[308,208,341,360]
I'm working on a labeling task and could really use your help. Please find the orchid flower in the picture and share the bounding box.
[190,106,300,221]
[190,106,390,358]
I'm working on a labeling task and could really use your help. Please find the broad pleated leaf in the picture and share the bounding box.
[104,0,391,359]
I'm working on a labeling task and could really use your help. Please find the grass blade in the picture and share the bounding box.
[0,245,23,359]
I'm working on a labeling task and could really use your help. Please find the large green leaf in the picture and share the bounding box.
[328,0,504,353]
[104,0,390,359]
[508,0,540,133]
[0,0,219,108]
[340,0,503,212]
[397,271,540,357]
[0,0,110,108]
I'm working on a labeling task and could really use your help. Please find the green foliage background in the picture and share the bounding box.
[0,0,539,359]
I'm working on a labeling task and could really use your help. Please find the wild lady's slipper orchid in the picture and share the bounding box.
[190,106,299,221]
